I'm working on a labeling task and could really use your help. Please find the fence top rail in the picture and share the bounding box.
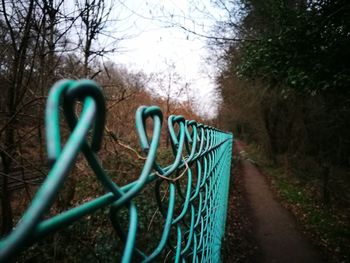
[0,79,233,262]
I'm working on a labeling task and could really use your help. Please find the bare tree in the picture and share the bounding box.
[0,0,77,234]
[0,0,37,234]
[149,60,190,145]
[75,0,113,78]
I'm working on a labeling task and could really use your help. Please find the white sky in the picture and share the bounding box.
[101,0,227,118]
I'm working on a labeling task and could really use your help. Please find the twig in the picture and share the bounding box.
[0,145,46,176]
[147,185,169,231]
[0,96,46,136]
[0,171,40,185]
[163,249,173,263]
[155,157,189,183]
[104,126,147,160]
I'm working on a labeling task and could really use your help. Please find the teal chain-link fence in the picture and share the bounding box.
[0,80,233,262]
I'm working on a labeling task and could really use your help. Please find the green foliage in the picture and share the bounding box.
[217,0,350,165]
[236,0,350,95]
[216,1,350,260]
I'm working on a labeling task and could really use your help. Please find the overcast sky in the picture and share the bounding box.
[101,0,228,118]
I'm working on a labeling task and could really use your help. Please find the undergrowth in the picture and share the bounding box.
[17,146,178,262]
[245,143,349,263]
[15,143,201,262]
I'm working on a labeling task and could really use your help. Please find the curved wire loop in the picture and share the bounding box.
[0,79,233,262]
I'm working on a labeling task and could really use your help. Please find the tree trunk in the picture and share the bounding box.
[1,136,14,235]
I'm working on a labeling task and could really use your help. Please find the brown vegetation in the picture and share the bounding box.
[0,1,202,253]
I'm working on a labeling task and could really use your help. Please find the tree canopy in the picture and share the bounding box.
[232,0,350,95]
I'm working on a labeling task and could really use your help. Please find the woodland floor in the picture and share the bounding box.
[222,141,324,263]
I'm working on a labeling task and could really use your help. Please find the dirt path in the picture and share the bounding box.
[234,141,323,263]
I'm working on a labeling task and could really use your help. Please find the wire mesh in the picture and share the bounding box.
[0,79,233,262]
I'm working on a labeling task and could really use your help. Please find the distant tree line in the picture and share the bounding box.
[215,0,349,206]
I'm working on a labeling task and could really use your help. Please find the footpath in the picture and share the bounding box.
[231,141,324,263]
